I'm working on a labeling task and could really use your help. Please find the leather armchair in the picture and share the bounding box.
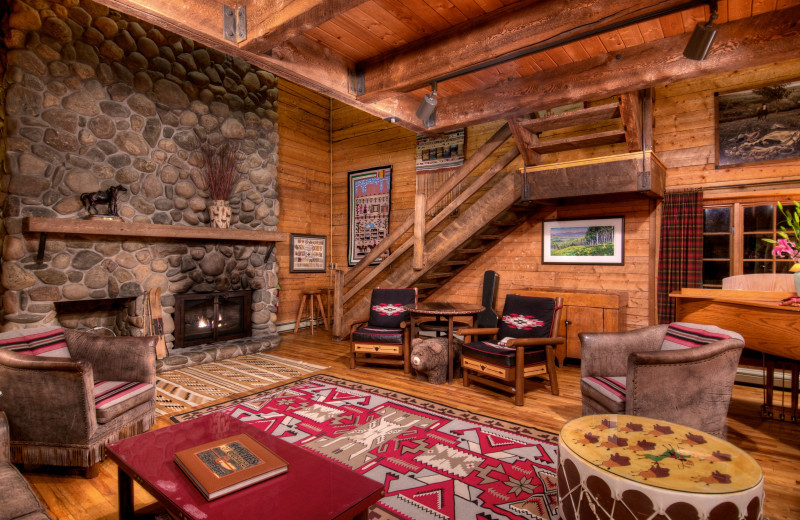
[0,326,158,477]
[579,322,745,437]
[0,411,54,520]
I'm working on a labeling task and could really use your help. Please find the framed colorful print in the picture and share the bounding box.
[348,165,392,266]
[289,234,326,273]
[716,79,800,167]
[542,217,624,265]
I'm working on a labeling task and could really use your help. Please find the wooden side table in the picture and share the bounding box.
[404,302,483,384]
[558,413,764,520]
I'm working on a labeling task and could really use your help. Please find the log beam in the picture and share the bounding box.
[392,6,800,132]
[356,0,708,103]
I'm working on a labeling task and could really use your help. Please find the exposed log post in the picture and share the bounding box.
[413,193,426,270]
[333,268,345,338]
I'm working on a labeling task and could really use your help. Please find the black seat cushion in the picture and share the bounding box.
[462,340,548,367]
[352,326,404,344]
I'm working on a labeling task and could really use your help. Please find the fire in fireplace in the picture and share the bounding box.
[174,291,252,348]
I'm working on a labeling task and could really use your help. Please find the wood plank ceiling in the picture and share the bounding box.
[96,0,800,137]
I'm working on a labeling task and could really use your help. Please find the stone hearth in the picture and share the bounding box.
[155,337,272,373]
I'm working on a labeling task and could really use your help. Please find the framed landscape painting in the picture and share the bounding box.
[716,80,800,167]
[542,217,624,265]
[289,234,326,273]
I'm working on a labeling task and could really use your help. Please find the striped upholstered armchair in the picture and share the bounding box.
[579,322,744,438]
[0,326,158,477]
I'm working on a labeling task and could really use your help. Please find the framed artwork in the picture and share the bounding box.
[716,79,800,167]
[348,165,392,266]
[289,234,326,273]
[542,217,624,265]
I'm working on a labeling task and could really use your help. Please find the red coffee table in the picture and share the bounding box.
[106,412,384,520]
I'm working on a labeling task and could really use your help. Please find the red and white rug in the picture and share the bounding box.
[172,375,560,520]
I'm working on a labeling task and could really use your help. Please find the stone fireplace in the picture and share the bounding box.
[1,0,282,356]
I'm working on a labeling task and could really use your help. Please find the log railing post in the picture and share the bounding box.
[413,193,426,270]
[333,268,345,338]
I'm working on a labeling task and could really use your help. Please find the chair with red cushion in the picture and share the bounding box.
[349,288,417,373]
[0,326,158,477]
[579,322,744,437]
[458,294,565,406]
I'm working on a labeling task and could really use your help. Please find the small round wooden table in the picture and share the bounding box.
[404,302,484,384]
[558,414,764,520]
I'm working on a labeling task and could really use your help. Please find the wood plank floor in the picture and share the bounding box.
[22,329,800,519]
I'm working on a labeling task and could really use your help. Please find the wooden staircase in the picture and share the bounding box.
[413,201,537,300]
[334,89,658,337]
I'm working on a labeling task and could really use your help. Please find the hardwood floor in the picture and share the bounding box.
[22,329,800,520]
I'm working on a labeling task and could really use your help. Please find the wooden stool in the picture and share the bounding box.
[293,290,329,334]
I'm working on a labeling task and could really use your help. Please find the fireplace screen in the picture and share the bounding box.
[174,291,252,348]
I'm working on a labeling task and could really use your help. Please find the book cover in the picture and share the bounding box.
[174,433,288,500]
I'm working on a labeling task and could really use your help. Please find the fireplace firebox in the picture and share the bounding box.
[174,290,252,348]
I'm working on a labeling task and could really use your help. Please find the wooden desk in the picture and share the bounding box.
[671,288,800,422]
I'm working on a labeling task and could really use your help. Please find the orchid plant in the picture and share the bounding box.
[763,200,800,272]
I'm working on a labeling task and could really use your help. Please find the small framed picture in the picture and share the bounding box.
[542,217,624,265]
[289,234,326,273]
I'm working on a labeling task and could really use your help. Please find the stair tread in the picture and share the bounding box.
[530,130,626,154]
[518,103,621,133]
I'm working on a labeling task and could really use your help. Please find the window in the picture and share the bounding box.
[701,201,796,287]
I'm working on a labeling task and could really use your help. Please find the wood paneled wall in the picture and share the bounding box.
[279,58,800,330]
[276,80,333,325]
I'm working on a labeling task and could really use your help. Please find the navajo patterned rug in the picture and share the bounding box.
[172,375,561,520]
[155,353,327,416]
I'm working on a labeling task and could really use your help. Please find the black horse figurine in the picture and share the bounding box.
[80,185,128,216]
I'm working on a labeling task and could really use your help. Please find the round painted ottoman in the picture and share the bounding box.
[557,414,764,520]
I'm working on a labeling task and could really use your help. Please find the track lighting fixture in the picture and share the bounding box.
[416,82,438,128]
[683,1,719,61]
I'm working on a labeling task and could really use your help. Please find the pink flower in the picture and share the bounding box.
[771,238,800,262]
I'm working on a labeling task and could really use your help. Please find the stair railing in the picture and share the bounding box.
[332,124,517,336]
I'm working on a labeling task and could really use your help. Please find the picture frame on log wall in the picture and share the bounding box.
[542,217,624,265]
[347,165,392,266]
[715,79,800,168]
[289,234,326,273]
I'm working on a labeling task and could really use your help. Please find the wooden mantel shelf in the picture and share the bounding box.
[23,217,287,243]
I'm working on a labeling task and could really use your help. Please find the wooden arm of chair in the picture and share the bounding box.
[348,319,369,337]
[506,336,565,347]
[456,327,498,343]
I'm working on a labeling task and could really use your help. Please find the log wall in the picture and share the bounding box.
[276,80,333,325]
[285,58,800,331]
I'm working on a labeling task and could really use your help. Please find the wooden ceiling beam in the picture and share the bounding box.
[411,6,800,133]
[241,0,370,55]
[356,0,707,103]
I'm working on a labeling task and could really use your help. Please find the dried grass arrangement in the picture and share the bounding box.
[201,141,240,201]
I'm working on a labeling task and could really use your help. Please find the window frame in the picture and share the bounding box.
[701,193,800,288]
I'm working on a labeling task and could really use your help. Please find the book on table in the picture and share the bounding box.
[174,433,289,500]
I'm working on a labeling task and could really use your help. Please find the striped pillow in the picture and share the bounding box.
[94,381,154,423]
[661,322,739,351]
[0,327,71,358]
[583,376,627,404]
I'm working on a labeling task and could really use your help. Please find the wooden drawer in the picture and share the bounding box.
[354,343,401,355]
[462,357,509,378]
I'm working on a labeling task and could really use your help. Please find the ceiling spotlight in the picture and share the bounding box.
[683,2,719,61]
[416,82,438,128]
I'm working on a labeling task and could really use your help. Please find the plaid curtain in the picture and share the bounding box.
[657,190,703,324]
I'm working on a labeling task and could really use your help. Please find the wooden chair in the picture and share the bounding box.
[458,294,565,406]
[349,288,417,373]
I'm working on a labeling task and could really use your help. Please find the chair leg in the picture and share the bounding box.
[463,365,471,387]
[350,341,357,369]
[315,293,329,330]
[515,346,525,406]
[84,462,101,479]
[293,294,308,333]
[402,330,411,374]
[309,295,315,335]
[546,345,559,396]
